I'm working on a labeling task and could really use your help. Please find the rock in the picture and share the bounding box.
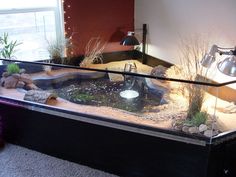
[199,124,208,132]
[19,73,33,84]
[204,130,213,137]
[25,83,39,90]
[2,72,9,77]
[188,126,199,134]
[16,81,25,88]
[1,72,34,89]
[19,69,26,74]
[12,73,21,79]
[174,125,182,131]
[24,90,57,104]
[151,65,168,78]
[108,73,124,82]
[144,78,169,104]
[204,130,218,137]
[182,126,189,133]
[173,120,183,131]
[3,76,19,88]
[0,77,5,86]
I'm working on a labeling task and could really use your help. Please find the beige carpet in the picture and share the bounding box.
[0,144,118,177]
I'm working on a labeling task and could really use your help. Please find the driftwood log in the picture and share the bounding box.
[24,90,57,104]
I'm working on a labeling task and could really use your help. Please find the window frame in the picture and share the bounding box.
[0,0,65,60]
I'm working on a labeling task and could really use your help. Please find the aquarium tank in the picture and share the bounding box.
[0,58,235,144]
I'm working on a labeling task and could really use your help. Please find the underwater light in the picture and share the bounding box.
[120,90,139,99]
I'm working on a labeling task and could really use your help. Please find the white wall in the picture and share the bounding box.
[135,0,236,64]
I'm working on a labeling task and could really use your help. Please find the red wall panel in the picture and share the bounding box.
[64,0,134,55]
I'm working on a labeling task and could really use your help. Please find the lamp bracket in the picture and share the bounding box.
[133,24,147,34]
[219,51,234,56]
[212,45,236,56]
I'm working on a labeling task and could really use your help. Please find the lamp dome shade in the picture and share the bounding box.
[217,56,236,77]
[120,32,140,46]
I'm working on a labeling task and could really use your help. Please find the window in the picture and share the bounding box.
[0,0,64,61]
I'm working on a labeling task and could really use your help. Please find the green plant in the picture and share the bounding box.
[7,63,20,74]
[47,36,73,64]
[184,111,208,127]
[47,40,63,58]
[0,33,21,59]
[74,93,95,103]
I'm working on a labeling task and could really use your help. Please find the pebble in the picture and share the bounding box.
[199,124,208,132]
[12,74,21,79]
[2,72,9,77]
[3,76,18,88]
[182,126,189,133]
[19,69,26,74]
[16,81,26,88]
[174,125,182,131]
[204,130,213,137]
[188,127,199,134]
[203,130,218,137]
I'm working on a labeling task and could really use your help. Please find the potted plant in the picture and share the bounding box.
[47,36,74,65]
[0,33,21,64]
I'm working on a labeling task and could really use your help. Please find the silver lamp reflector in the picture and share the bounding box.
[218,56,236,77]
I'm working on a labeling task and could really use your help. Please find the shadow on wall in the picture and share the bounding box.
[135,0,236,64]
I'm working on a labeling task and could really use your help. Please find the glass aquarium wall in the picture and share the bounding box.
[0,59,235,140]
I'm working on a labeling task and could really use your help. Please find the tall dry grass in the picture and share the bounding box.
[80,37,106,67]
[167,34,209,119]
[178,34,209,119]
[47,36,74,64]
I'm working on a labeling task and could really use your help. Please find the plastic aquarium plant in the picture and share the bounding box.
[7,63,20,75]
[0,33,21,60]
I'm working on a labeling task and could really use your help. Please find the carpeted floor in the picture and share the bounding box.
[0,144,118,177]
